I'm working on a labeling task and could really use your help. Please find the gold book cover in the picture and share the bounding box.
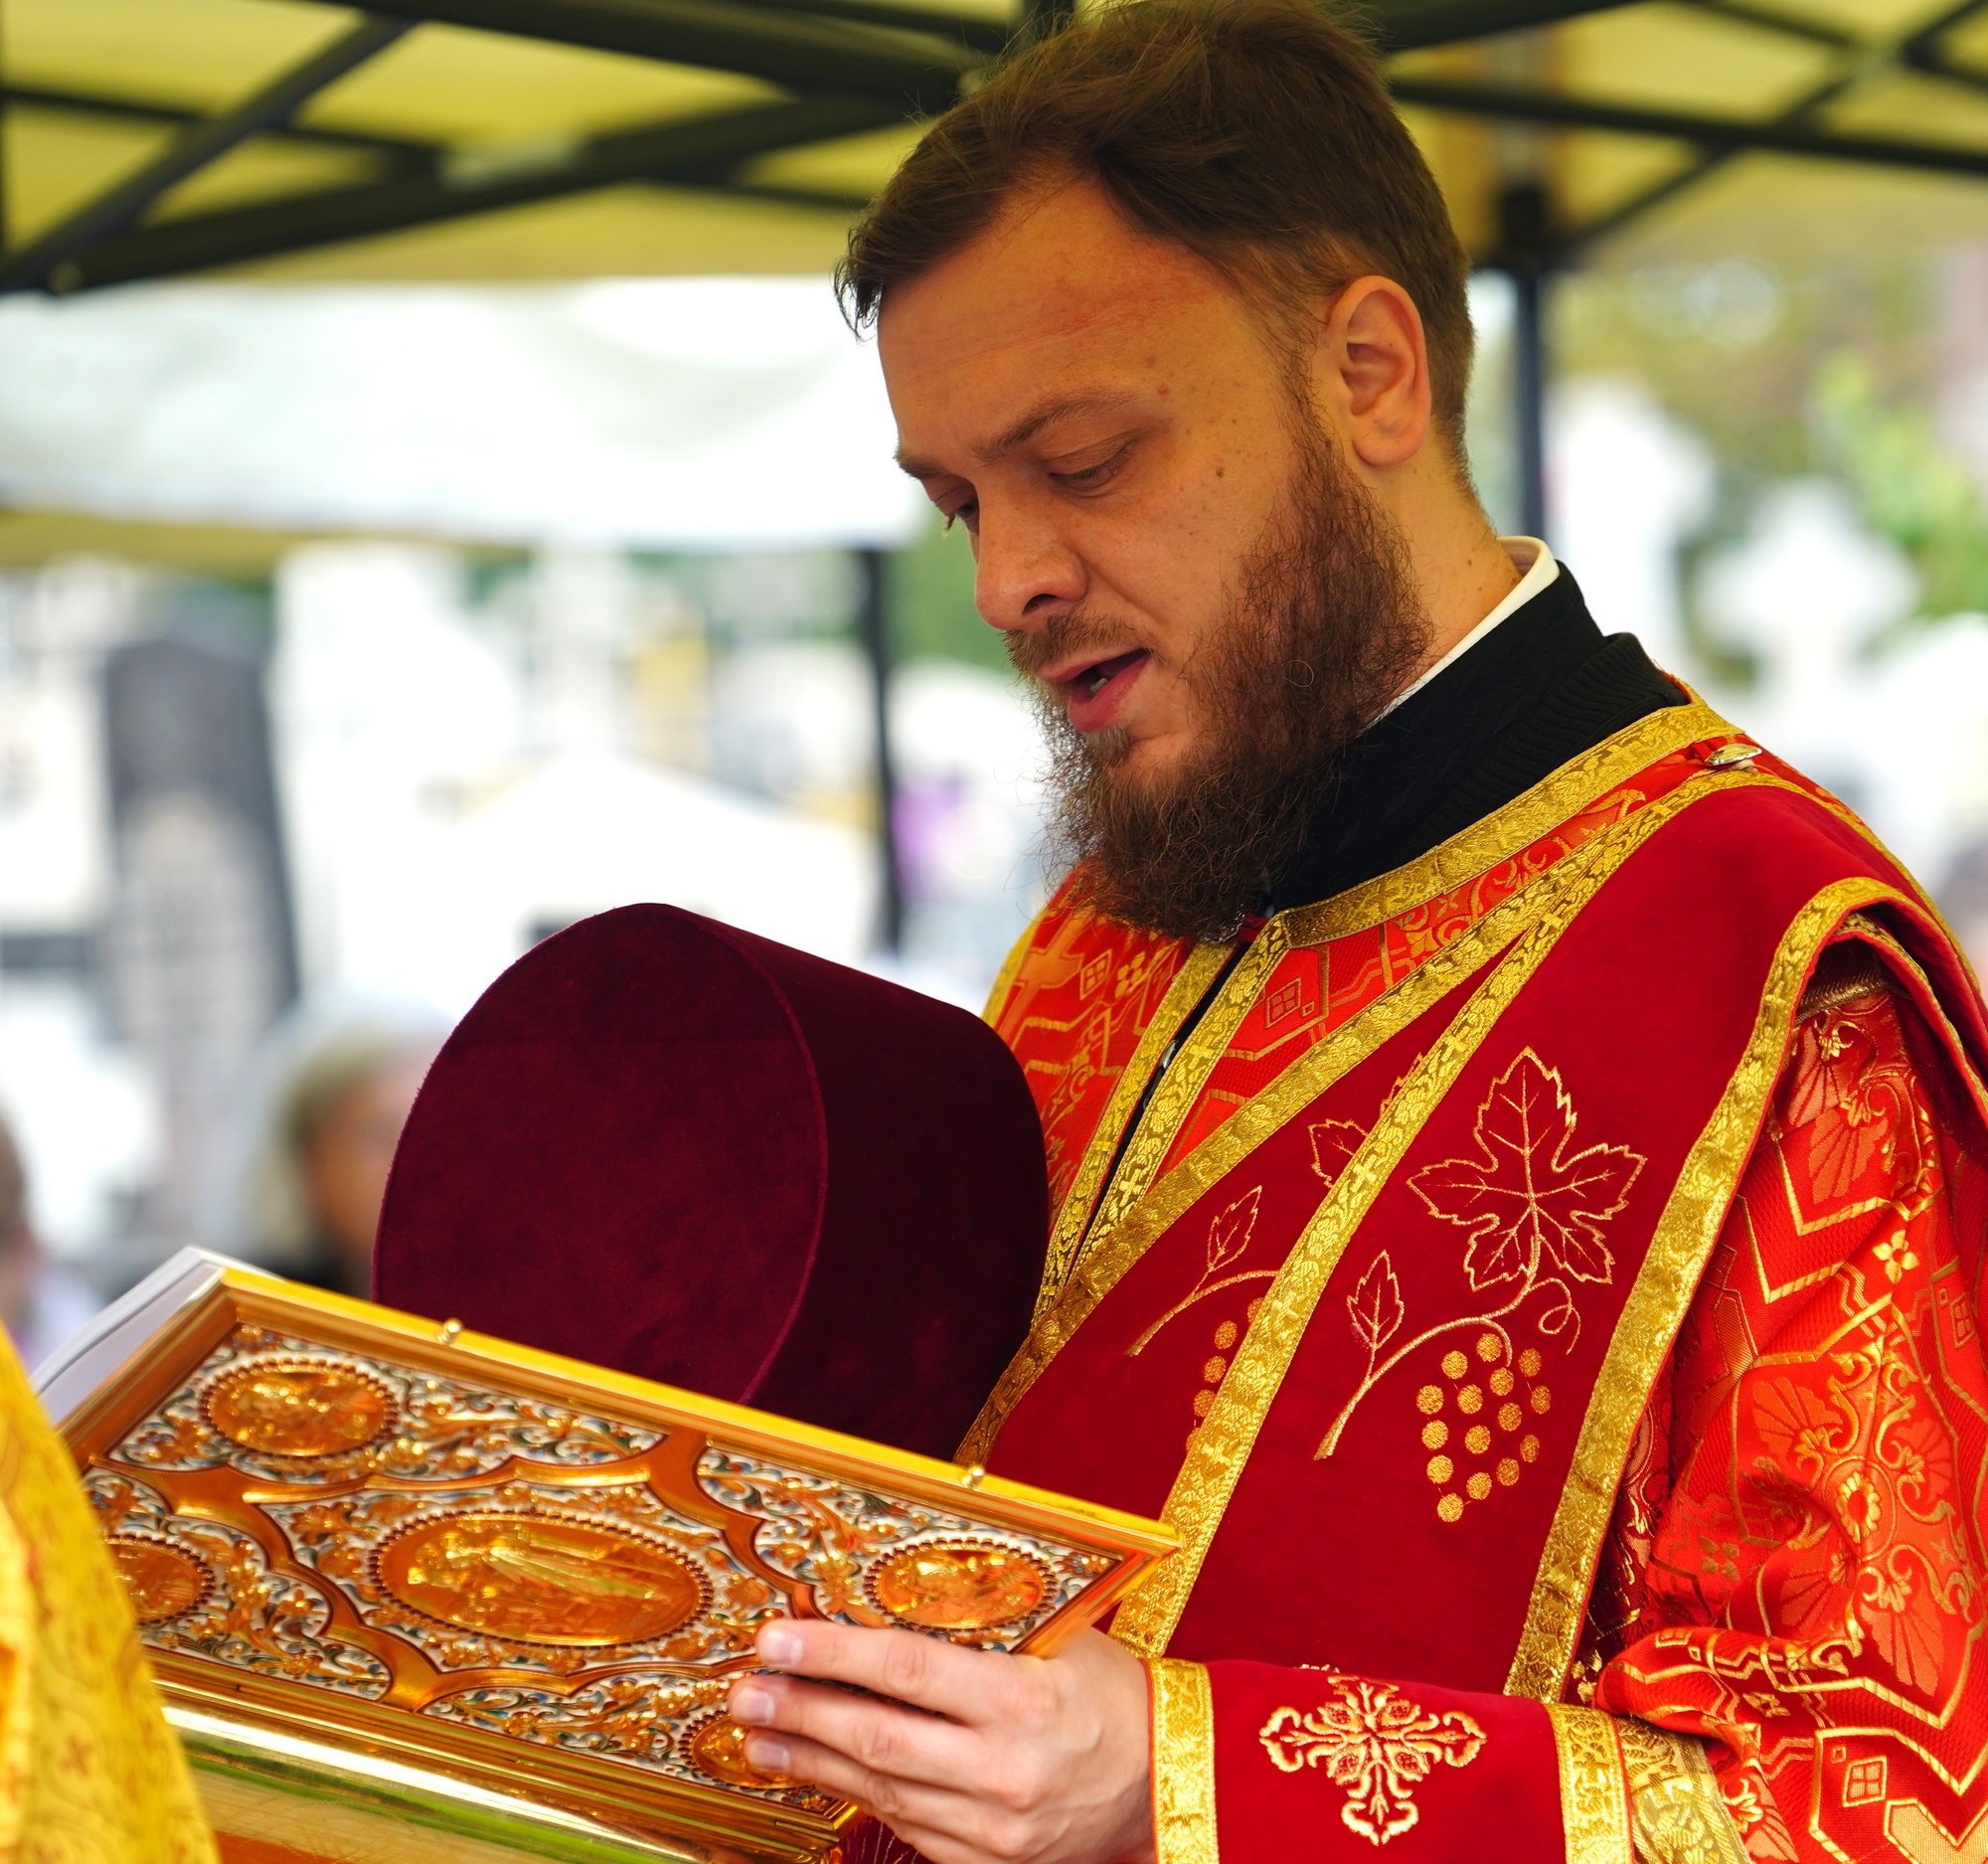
[37,1252,1176,1864]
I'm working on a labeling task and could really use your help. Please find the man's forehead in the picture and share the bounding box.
[877,182,1233,408]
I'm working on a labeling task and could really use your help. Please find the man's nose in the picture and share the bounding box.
[973,507,1085,634]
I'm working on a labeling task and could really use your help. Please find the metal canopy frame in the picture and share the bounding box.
[8,0,1988,303]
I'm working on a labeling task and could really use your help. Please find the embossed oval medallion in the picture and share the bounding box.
[376,1512,703,1646]
[109,1536,213,1623]
[203,1358,397,1457]
[685,1712,793,1787]
[867,1541,1048,1630]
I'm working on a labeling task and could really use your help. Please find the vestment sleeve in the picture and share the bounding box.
[1589,954,1988,1862]
[0,1330,218,1858]
[1151,1652,1740,1864]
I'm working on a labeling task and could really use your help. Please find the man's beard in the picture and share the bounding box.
[1013,419,1431,944]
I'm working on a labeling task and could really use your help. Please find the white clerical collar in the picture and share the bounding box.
[1373,537,1560,722]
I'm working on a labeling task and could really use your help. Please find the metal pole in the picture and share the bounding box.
[1498,181,1552,541]
[855,548,905,954]
[1512,260,1547,540]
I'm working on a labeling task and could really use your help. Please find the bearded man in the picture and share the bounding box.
[720,4,1988,1861]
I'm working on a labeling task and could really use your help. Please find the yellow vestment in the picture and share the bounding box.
[0,1332,215,1862]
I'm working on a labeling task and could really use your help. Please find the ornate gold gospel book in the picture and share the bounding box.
[38,1253,1175,1864]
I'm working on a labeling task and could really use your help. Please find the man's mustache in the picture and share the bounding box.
[1005,609,1156,681]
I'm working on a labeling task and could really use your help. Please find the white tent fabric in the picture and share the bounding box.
[0,277,923,551]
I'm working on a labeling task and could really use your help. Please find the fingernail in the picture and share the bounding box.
[758,1622,804,1666]
[746,1734,790,1773]
[731,1683,774,1726]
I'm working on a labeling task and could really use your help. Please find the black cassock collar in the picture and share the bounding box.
[1262,563,1688,916]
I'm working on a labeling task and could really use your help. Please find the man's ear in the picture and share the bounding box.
[1316,275,1432,472]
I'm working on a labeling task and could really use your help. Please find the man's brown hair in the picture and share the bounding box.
[839,0,1474,449]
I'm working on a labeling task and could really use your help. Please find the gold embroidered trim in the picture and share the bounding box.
[1503,877,1918,1701]
[1149,1658,1219,1864]
[1258,1678,1485,1846]
[1109,772,1752,1658]
[1277,700,1726,944]
[1036,944,1234,1315]
[1835,912,1988,1136]
[1619,1719,1748,1864]
[1080,922,1293,1258]
[1549,1704,1632,1864]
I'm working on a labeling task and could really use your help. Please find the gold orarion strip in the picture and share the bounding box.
[1035,944,1234,1316]
[1080,921,1292,1252]
[1148,1658,1219,1864]
[1549,1704,1632,1864]
[1114,763,1809,1655]
[1618,1719,1749,1864]
[1503,877,1916,1701]
[1108,773,1739,1658]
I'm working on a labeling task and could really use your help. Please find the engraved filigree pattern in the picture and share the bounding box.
[84,1470,389,1696]
[266,1479,777,1673]
[423,1676,831,1810]
[695,1448,1107,1646]
[84,1313,1139,1834]
[1258,1678,1486,1845]
[118,1325,660,1483]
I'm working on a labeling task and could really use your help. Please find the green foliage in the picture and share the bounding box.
[887,513,1008,670]
[1808,351,1988,623]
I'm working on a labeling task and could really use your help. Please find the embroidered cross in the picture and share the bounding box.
[1259,1678,1486,1845]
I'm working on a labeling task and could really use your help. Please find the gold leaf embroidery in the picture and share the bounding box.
[1310,1118,1368,1189]
[1258,1678,1487,1845]
[1125,1187,1274,1357]
[1317,1051,1639,1462]
[1412,1050,1644,1292]
[1347,1253,1404,1356]
[1206,1187,1260,1274]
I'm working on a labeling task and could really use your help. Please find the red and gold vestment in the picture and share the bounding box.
[969,699,1988,1864]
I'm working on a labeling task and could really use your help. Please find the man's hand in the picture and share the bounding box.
[726,1621,1156,1864]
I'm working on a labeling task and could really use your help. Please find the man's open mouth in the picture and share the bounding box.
[1067,649,1149,702]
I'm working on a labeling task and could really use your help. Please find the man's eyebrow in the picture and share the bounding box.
[894,395,1135,481]
[980,396,1129,462]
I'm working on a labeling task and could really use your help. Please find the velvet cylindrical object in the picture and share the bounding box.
[375,905,1049,1460]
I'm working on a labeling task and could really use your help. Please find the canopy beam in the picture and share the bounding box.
[1367,0,1643,51]
[0,16,414,292]
[1392,75,1988,179]
[285,0,977,114]
[27,95,890,293]
[0,80,440,168]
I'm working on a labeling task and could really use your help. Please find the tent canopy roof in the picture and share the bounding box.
[5,0,1988,298]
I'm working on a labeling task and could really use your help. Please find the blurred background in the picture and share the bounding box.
[3,0,1988,1350]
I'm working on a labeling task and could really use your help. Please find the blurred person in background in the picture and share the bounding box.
[0,1107,100,1371]
[237,1011,443,1298]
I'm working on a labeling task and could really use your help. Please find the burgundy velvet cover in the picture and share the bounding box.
[374,905,1049,1460]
